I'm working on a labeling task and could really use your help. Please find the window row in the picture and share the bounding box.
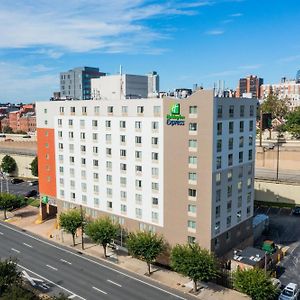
[217,120,254,135]
[217,104,255,118]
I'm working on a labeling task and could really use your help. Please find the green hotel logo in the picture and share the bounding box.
[166,103,185,126]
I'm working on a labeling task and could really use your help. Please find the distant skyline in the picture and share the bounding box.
[0,0,300,102]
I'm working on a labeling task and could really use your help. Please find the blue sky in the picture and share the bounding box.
[0,0,300,102]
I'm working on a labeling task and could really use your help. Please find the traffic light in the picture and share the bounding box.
[262,113,272,130]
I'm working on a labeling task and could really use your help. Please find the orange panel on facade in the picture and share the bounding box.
[37,128,56,197]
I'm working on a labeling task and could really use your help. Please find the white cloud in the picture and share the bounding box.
[205,30,225,35]
[229,13,243,17]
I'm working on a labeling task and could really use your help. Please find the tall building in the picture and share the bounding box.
[296,70,300,84]
[261,78,300,110]
[237,75,263,99]
[147,71,159,98]
[91,74,149,100]
[60,67,105,100]
[36,90,257,256]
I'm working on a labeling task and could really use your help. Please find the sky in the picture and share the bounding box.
[0,0,300,102]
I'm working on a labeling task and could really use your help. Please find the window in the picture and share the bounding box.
[106,175,112,183]
[106,148,112,155]
[247,178,252,188]
[217,139,222,152]
[216,172,221,185]
[135,194,142,205]
[135,151,142,159]
[189,123,197,131]
[135,121,142,129]
[215,221,220,234]
[249,135,253,146]
[186,190,196,201]
[229,105,234,118]
[81,158,86,166]
[81,183,86,192]
[239,136,244,148]
[80,132,85,140]
[59,166,64,174]
[238,195,242,208]
[107,106,113,113]
[120,120,126,128]
[135,136,142,144]
[69,144,74,152]
[105,120,111,128]
[247,206,251,217]
[237,210,242,222]
[227,185,232,197]
[120,177,127,186]
[188,220,196,229]
[228,138,233,150]
[107,188,112,197]
[152,121,159,130]
[188,172,197,181]
[93,146,98,154]
[216,189,221,202]
[188,204,196,214]
[152,182,159,191]
[240,121,244,133]
[189,139,197,148]
[189,106,197,114]
[188,156,197,165]
[229,121,234,134]
[94,198,99,207]
[94,106,100,114]
[217,122,222,135]
[136,208,142,218]
[153,106,161,114]
[120,149,126,157]
[216,156,222,169]
[249,119,254,131]
[248,164,252,175]
[152,152,159,161]
[120,163,127,171]
[93,159,99,167]
[228,170,233,181]
[239,166,243,178]
[217,105,222,118]
[247,192,252,203]
[92,133,98,141]
[92,120,98,127]
[121,204,127,213]
[120,135,126,143]
[240,105,245,117]
[227,200,232,213]
[250,105,254,117]
[239,151,244,163]
[152,137,158,145]
[58,119,62,126]
[215,206,221,218]
[106,134,111,142]
[238,180,242,192]
[120,191,127,199]
[80,120,85,128]
[82,106,87,115]
[152,212,158,222]
[122,106,128,114]
[58,143,63,150]
[188,236,196,244]
[68,119,73,126]
[59,107,64,114]
[136,165,142,173]
[248,149,253,161]
[137,106,144,114]
[70,107,75,114]
[152,167,159,177]
[58,155,63,162]
[106,161,112,170]
[107,201,112,209]
[69,156,75,164]
[152,197,158,205]
[81,170,86,179]
[136,180,142,188]
[227,216,231,228]
[69,168,75,177]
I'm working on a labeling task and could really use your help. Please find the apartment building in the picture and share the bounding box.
[236,75,263,99]
[36,90,257,256]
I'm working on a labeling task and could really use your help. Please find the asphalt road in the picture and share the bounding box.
[255,168,300,183]
[0,222,192,300]
[0,180,39,197]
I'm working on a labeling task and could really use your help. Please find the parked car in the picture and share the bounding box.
[4,138,14,142]
[271,278,282,290]
[266,143,275,150]
[28,180,38,186]
[0,134,6,138]
[10,178,24,184]
[292,206,300,215]
[279,283,299,300]
[24,190,38,198]
[22,135,31,138]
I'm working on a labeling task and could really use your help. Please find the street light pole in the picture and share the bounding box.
[276,134,281,183]
[80,205,84,250]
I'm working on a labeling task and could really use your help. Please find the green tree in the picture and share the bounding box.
[126,231,165,275]
[2,126,13,134]
[1,284,38,300]
[284,107,300,139]
[30,157,38,177]
[85,217,118,258]
[233,268,277,300]
[0,259,21,296]
[261,93,289,119]
[170,243,219,292]
[0,193,17,220]
[59,209,83,246]
[1,155,17,174]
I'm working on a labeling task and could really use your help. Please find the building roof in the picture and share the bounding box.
[233,247,266,266]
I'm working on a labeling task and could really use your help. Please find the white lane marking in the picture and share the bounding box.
[0,232,3,235]
[0,222,187,300]
[92,286,107,295]
[46,264,58,271]
[17,264,86,300]
[60,259,72,265]
[11,248,20,253]
[107,279,122,287]
[68,295,76,299]
[23,243,33,248]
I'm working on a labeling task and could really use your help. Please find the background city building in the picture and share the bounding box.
[60,67,105,100]
[236,75,263,99]
[36,90,257,256]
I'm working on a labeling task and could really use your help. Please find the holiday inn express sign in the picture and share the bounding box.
[166,103,185,126]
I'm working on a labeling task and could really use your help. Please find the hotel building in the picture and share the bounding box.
[36,90,257,256]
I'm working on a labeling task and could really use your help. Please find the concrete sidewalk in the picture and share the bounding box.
[2,206,249,300]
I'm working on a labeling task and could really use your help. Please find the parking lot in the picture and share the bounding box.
[0,179,39,198]
[254,205,300,287]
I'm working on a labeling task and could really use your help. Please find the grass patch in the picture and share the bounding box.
[26,198,40,207]
[254,200,295,208]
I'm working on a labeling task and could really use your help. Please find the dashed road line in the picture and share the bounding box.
[11,248,20,253]
[107,279,122,287]
[92,286,107,295]
[23,243,33,248]
[60,259,72,265]
[46,264,58,271]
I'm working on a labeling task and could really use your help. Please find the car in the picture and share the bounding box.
[0,134,6,138]
[4,138,14,142]
[271,278,282,290]
[24,190,38,198]
[22,135,31,138]
[279,283,299,300]
[266,143,275,150]
[28,180,38,186]
[292,206,300,215]
[10,178,24,184]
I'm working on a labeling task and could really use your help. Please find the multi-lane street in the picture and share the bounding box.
[0,222,192,300]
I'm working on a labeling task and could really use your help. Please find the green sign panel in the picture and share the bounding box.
[166,103,185,126]
[42,196,49,204]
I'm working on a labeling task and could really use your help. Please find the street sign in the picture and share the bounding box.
[42,196,49,204]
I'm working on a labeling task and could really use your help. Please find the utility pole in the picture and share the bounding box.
[259,108,263,147]
[80,205,84,250]
[276,134,281,183]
